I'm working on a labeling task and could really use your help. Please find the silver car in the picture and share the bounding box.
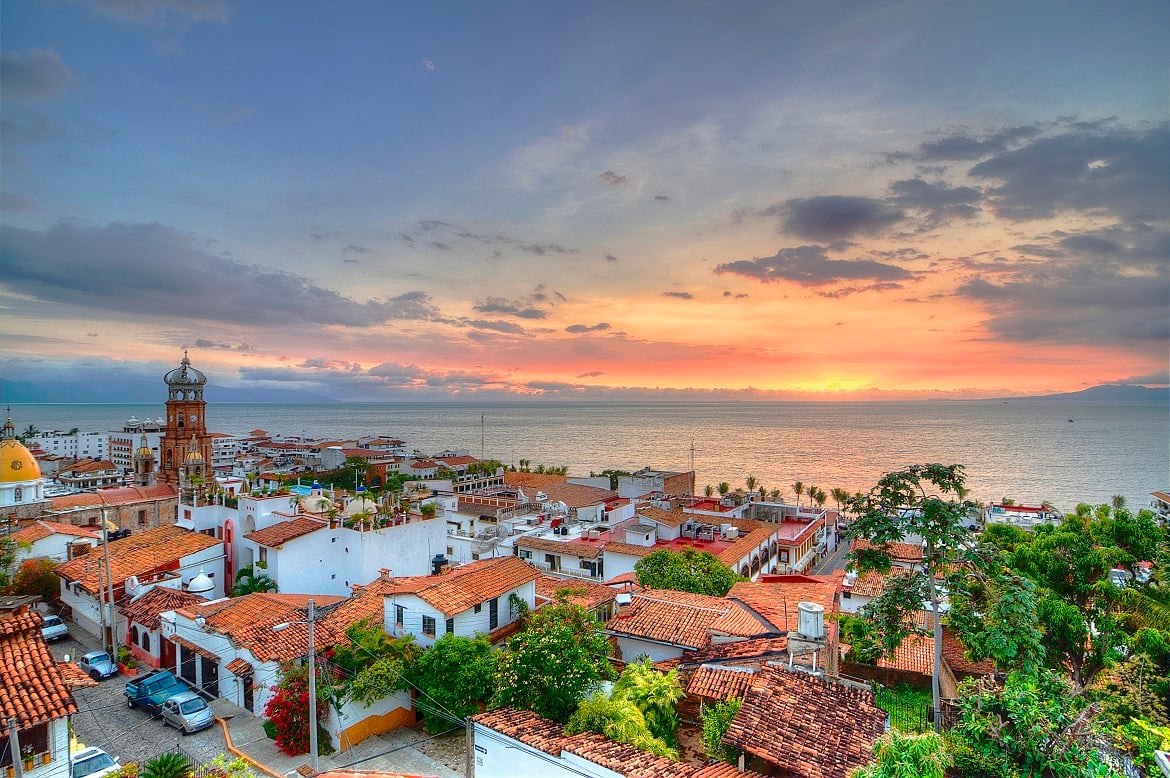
[78,650,119,680]
[71,747,120,778]
[41,614,69,642]
[160,690,214,734]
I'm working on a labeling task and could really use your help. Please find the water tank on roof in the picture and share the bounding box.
[188,570,215,595]
[797,602,825,640]
[431,553,449,575]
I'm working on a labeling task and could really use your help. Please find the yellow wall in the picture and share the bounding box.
[338,706,417,748]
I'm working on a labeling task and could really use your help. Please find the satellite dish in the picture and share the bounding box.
[124,575,141,594]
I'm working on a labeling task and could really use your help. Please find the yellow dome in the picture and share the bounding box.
[0,438,41,482]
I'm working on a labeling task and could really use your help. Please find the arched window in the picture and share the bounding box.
[141,632,151,651]
[131,626,139,645]
[13,487,22,502]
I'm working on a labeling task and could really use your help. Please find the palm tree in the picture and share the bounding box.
[758,486,767,501]
[232,567,278,596]
[831,487,850,516]
[811,487,827,510]
[20,424,39,441]
[717,482,731,496]
[792,481,805,508]
[770,488,783,502]
[1111,494,1127,511]
[745,474,758,494]
[613,658,684,748]
[704,484,715,497]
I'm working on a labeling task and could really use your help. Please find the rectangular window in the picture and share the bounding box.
[779,550,790,562]
[422,616,436,637]
[395,605,404,626]
[446,617,455,634]
[489,598,499,630]
[474,603,482,614]
[138,510,147,526]
[259,547,267,565]
[544,553,559,572]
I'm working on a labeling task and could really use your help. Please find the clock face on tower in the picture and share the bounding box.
[189,414,198,422]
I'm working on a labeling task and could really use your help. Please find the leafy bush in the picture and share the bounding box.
[140,753,190,778]
[701,698,741,765]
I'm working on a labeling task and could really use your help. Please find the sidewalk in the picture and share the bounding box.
[216,701,463,778]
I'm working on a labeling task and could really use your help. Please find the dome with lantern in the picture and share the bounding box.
[164,351,207,400]
[1,415,45,507]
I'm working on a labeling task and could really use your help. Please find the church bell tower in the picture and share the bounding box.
[159,351,212,487]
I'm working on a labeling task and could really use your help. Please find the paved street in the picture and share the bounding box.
[50,625,461,777]
[51,631,227,768]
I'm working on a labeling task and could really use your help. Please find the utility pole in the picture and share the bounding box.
[9,717,23,778]
[97,491,117,658]
[307,599,317,774]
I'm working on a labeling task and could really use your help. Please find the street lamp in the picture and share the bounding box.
[273,599,317,772]
[95,490,117,658]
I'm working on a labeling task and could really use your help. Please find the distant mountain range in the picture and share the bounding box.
[1006,384,1169,402]
[0,378,335,404]
[0,377,1165,405]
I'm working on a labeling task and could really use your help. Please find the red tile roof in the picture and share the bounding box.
[878,633,933,675]
[11,520,100,544]
[941,629,995,676]
[371,557,541,618]
[723,666,885,778]
[532,482,618,508]
[606,589,732,650]
[676,636,791,669]
[244,517,327,547]
[634,504,689,529]
[54,525,221,594]
[0,610,78,735]
[845,568,913,598]
[225,658,254,676]
[851,539,924,563]
[502,472,569,489]
[726,573,841,633]
[178,592,347,663]
[534,575,618,612]
[120,587,209,631]
[472,707,769,778]
[686,665,757,700]
[57,660,99,690]
[49,483,177,510]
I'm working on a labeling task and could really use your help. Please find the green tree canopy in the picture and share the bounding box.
[408,633,497,732]
[634,548,739,597]
[492,601,614,723]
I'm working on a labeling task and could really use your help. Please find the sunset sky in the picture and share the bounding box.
[2,1,1167,401]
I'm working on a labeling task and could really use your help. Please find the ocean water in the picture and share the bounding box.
[12,400,1168,515]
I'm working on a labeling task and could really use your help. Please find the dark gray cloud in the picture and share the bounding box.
[662,291,693,300]
[887,178,981,225]
[473,296,547,319]
[565,322,611,333]
[1,192,37,213]
[462,319,527,334]
[968,124,1169,221]
[722,291,749,299]
[74,0,229,24]
[344,244,373,254]
[604,254,618,263]
[782,196,905,242]
[430,241,452,251]
[2,116,55,144]
[517,243,578,255]
[1,49,74,101]
[909,125,1044,162]
[654,195,671,203]
[599,170,628,186]
[714,245,914,288]
[576,370,604,378]
[194,338,254,351]
[0,221,435,327]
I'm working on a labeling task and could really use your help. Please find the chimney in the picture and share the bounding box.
[615,591,633,617]
[378,567,392,581]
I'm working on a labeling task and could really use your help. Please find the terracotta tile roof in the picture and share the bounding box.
[941,629,995,676]
[878,634,933,675]
[58,458,118,474]
[244,517,327,547]
[472,707,769,778]
[179,592,347,663]
[57,660,99,690]
[171,634,219,661]
[634,504,689,528]
[534,575,618,612]
[503,472,570,489]
[715,522,781,568]
[121,587,209,631]
[225,658,254,676]
[49,483,177,510]
[686,665,757,700]
[606,589,731,650]
[533,482,618,508]
[516,535,603,559]
[316,772,433,778]
[707,604,772,637]
[601,540,657,558]
[851,539,924,563]
[370,557,541,618]
[726,574,841,633]
[676,635,791,669]
[723,666,885,778]
[435,455,479,466]
[11,520,100,544]
[846,568,913,598]
[0,611,78,734]
[55,525,221,594]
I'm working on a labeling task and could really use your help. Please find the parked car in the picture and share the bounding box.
[71,747,121,778]
[160,690,214,734]
[78,650,119,680]
[41,614,69,642]
[124,669,188,714]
